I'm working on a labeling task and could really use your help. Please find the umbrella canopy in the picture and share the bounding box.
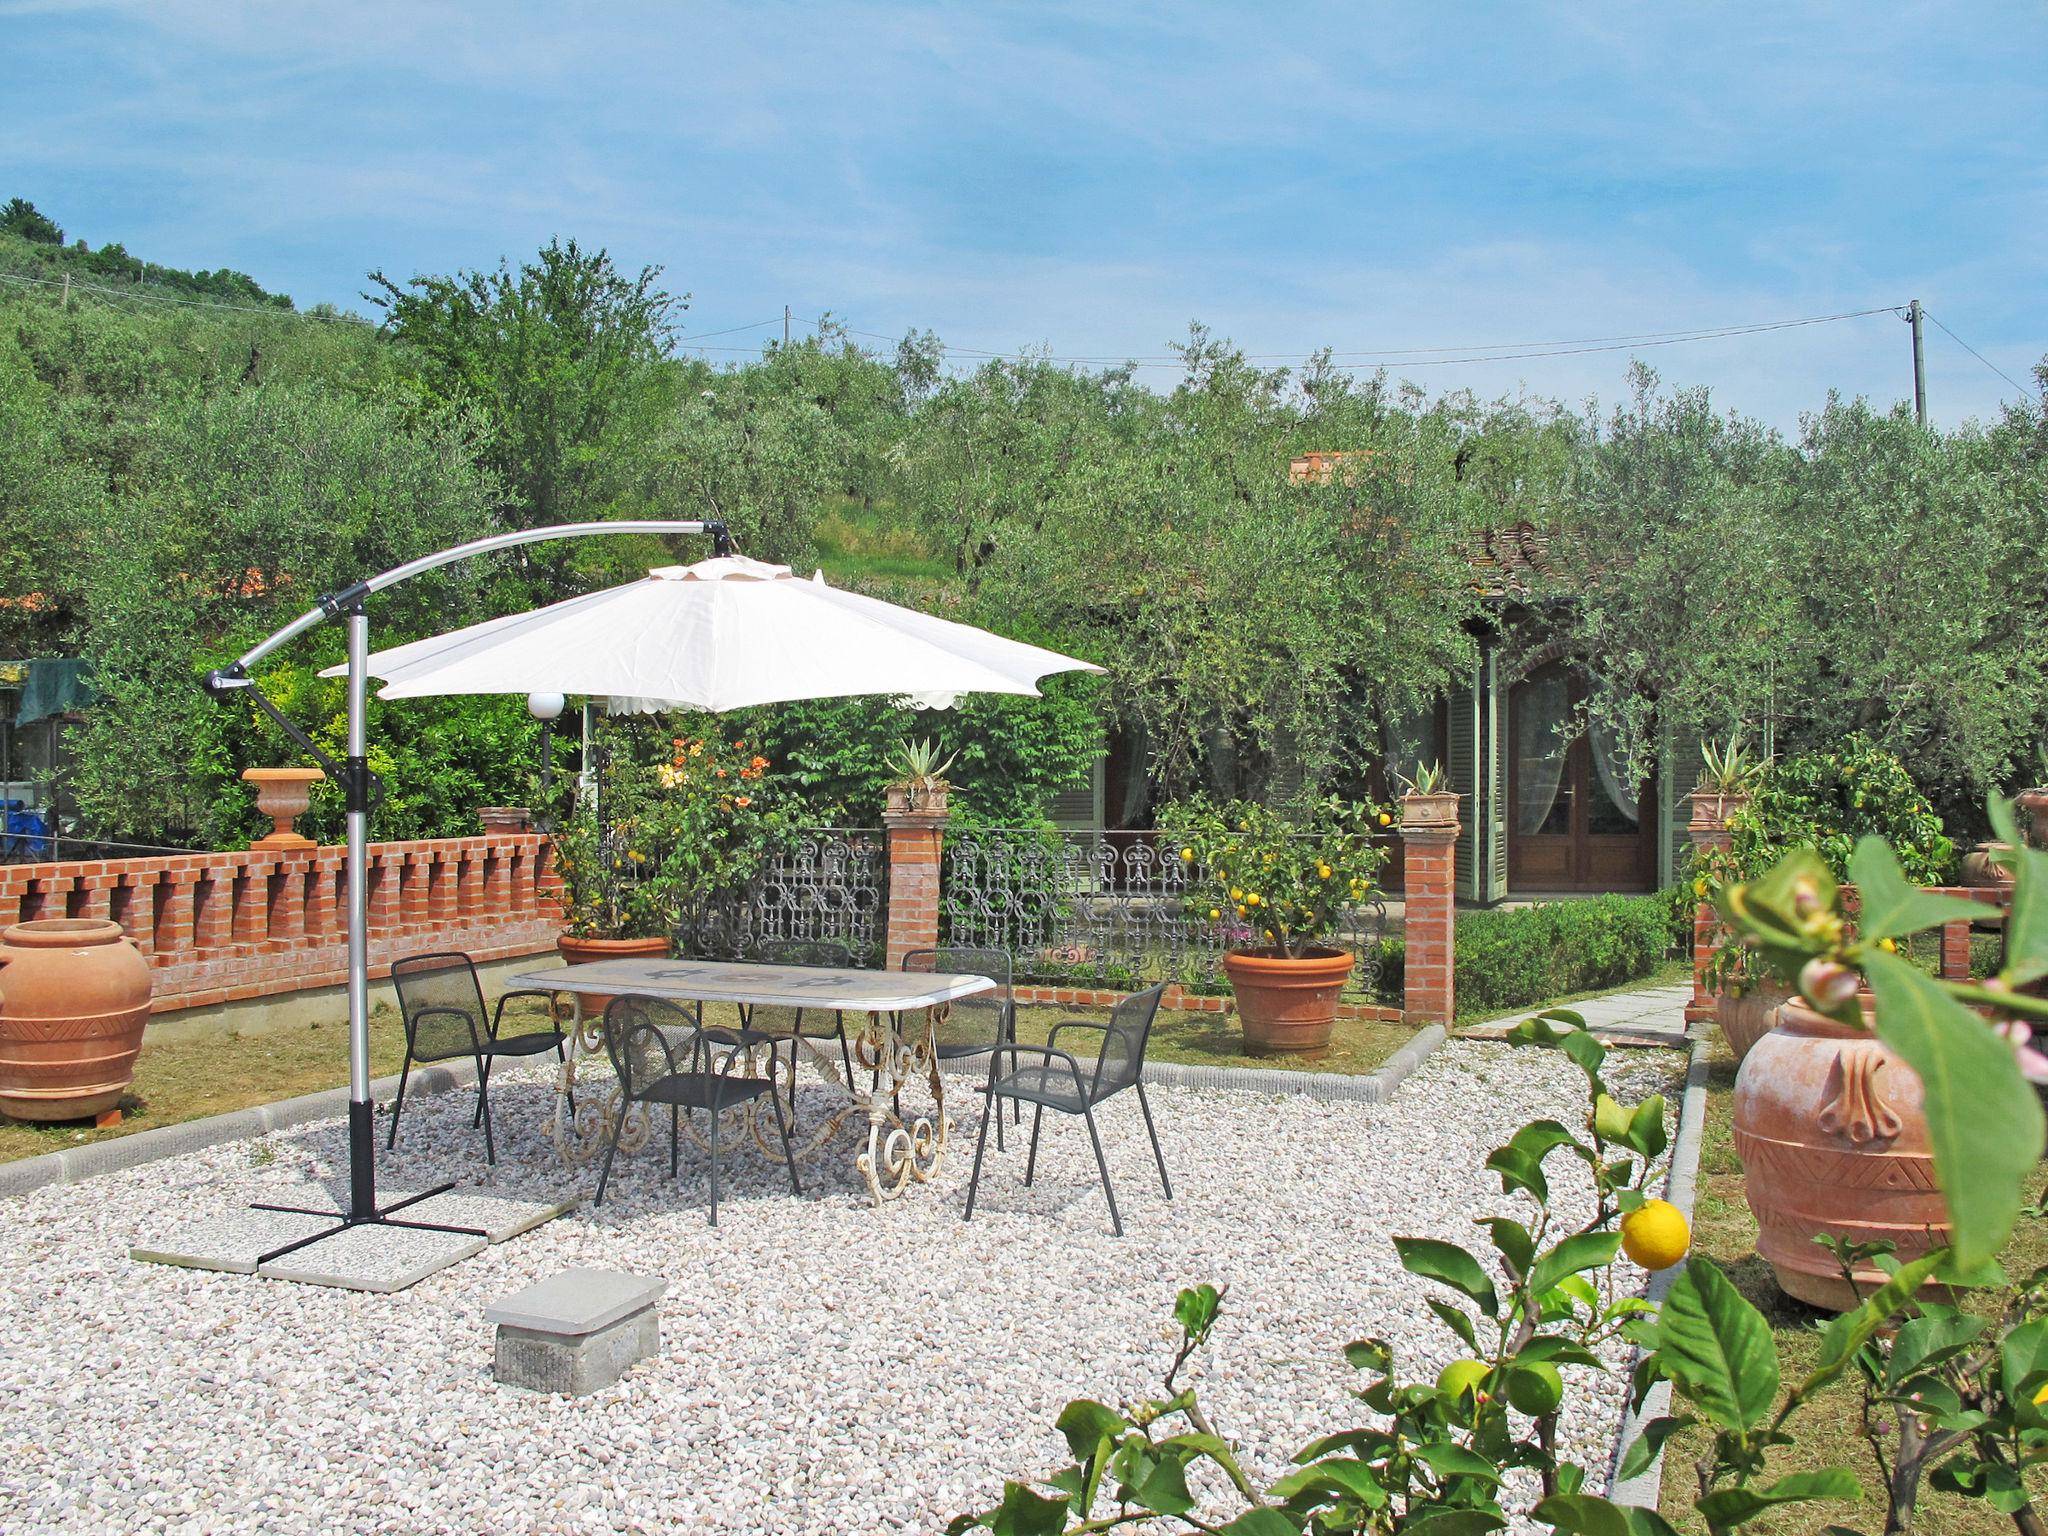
[322,555,1101,710]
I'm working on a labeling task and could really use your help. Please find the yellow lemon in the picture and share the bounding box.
[1620,1200,1691,1271]
[1236,904,1247,917]
[1208,908,1221,921]
[2034,1381,2048,1407]
[1180,847,1194,861]
[1878,937,1898,953]
[1377,812,1392,826]
[1230,887,1243,901]
[1246,893,1260,906]
[1318,863,1332,880]
[1437,1359,1490,1402]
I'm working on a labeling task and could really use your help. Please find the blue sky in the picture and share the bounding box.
[5,1,2042,428]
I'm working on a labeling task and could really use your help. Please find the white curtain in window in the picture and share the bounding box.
[1516,672,1571,833]
[1588,715,1641,824]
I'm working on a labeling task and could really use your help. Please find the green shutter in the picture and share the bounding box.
[1448,663,1481,902]
[1485,647,1508,902]
[1660,728,1708,886]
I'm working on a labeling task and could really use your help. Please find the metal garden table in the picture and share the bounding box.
[503,957,995,1207]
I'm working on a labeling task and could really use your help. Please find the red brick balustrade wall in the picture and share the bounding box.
[0,833,560,1016]
[1686,789,1742,1023]
[1398,794,1461,1025]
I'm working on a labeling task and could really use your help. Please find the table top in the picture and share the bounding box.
[504,957,996,1013]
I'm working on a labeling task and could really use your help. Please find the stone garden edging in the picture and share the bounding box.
[1604,1028,1712,1509]
[1,1025,1453,1202]
[0,1056,482,1201]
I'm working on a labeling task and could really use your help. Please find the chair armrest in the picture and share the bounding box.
[981,1041,1089,1101]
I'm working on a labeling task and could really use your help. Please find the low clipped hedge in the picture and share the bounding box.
[1373,893,1676,1017]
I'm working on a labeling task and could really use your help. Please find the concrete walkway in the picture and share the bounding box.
[1459,982,1693,1048]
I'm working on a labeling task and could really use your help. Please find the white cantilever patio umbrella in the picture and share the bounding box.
[322,553,1100,710]
[203,520,1098,1257]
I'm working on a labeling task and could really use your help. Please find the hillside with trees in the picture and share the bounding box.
[1,196,2044,850]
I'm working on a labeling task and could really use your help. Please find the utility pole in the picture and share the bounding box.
[783,305,791,348]
[1906,299,1926,427]
[60,271,70,310]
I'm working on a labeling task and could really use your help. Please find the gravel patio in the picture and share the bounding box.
[0,1039,1683,1535]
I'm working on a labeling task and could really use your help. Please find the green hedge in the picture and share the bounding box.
[1372,894,1675,1016]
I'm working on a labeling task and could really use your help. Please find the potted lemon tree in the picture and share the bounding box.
[1164,795,1391,1057]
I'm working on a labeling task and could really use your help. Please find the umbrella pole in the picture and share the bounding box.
[344,606,375,1218]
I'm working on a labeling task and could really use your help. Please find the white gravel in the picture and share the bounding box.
[0,1040,1682,1535]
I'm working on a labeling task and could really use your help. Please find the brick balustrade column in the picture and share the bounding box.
[1399,792,1461,1026]
[882,794,949,972]
[1686,789,1746,1024]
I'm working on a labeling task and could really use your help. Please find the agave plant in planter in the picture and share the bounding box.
[1163,795,1391,1057]
[1689,733,1786,1060]
[884,736,958,816]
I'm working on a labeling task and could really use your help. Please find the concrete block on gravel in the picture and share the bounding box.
[487,1268,666,1394]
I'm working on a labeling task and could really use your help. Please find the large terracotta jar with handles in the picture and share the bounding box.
[1733,997,1945,1311]
[0,919,154,1121]
[1715,981,1791,1065]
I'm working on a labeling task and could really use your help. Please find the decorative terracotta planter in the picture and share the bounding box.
[242,766,324,849]
[0,919,153,1122]
[1688,787,1749,837]
[1715,981,1790,1065]
[1733,997,1945,1311]
[556,933,671,1017]
[1223,946,1354,1058]
[884,781,949,817]
[1398,793,1459,830]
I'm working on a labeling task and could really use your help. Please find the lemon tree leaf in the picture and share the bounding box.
[1533,1492,1681,1534]
[1864,950,2047,1268]
[1657,1258,1779,1431]
[1529,1231,1622,1297]
[1849,837,1999,941]
[1810,1250,1945,1394]
[1395,1236,1500,1317]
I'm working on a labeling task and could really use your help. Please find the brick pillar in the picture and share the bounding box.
[883,797,948,972]
[1399,792,1461,1025]
[1686,789,1745,1024]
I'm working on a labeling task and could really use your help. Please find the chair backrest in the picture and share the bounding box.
[601,994,696,1099]
[1089,981,1168,1099]
[744,938,856,1035]
[389,952,488,1063]
[902,945,1013,1051]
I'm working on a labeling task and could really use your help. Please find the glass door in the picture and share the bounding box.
[1507,664,1656,891]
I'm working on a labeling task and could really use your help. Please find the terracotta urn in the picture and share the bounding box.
[0,919,153,1122]
[1715,980,1790,1064]
[1224,946,1354,1057]
[1733,997,1945,1311]
[2018,788,2048,851]
[556,933,671,1018]
[241,766,325,849]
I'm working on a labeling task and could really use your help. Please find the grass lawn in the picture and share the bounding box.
[1656,1033,2048,1533]
[1013,1005,1423,1077]
[0,1005,417,1165]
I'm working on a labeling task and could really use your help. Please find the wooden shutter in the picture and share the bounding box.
[1485,647,1508,902]
[1046,758,1106,831]
[1660,728,1707,886]
[1448,663,1481,902]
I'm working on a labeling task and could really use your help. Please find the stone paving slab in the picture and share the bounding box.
[383,1189,578,1243]
[129,1206,340,1275]
[255,1222,487,1293]
[1460,984,1694,1047]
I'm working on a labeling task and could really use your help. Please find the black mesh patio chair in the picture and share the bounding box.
[902,945,1020,1147]
[386,951,568,1164]
[737,937,859,1102]
[595,994,801,1224]
[962,981,1171,1237]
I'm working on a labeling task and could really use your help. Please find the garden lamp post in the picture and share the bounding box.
[526,689,566,807]
[201,519,726,1258]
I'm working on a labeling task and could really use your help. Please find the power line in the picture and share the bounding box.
[674,316,782,342]
[805,306,1903,369]
[1923,308,2040,401]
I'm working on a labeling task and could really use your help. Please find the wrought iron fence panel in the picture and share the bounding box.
[672,828,887,965]
[942,828,1388,1001]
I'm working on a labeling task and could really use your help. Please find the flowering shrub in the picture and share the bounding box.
[544,724,792,939]
[1159,795,1391,960]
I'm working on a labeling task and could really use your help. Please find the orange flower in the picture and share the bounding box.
[715,767,728,778]
[750,755,768,770]
[735,795,752,808]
